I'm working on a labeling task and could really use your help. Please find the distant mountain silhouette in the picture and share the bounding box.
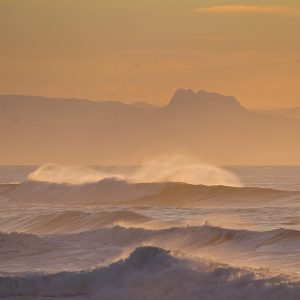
[168,89,244,112]
[1,89,299,165]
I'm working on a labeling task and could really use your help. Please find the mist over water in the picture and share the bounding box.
[28,164,124,185]
[130,157,242,186]
[27,157,242,187]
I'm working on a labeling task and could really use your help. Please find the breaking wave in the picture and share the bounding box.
[6,164,298,208]
[27,161,242,187]
[28,164,124,185]
[0,246,299,299]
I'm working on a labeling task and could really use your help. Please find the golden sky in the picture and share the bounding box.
[1,0,300,108]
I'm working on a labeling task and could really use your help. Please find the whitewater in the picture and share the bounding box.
[0,164,300,299]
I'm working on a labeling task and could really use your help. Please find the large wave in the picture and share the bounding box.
[6,180,300,207]
[50,225,300,274]
[6,163,298,207]
[0,246,299,300]
[8,179,163,204]
[1,225,299,275]
[134,183,300,207]
[27,160,242,187]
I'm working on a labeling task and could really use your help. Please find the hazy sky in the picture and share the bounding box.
[1,0,300,108]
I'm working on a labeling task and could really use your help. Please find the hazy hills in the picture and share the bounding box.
[1,89,299,165]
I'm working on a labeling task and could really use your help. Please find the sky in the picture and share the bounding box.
[1,0,300,108]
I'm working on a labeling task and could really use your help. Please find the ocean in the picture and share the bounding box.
[0,165,299,299]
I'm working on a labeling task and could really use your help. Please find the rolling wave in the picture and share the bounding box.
[1,210,152,234]
[64,224,300,250]
[7,179,163,204]
[0,246,299,299]
[5,179,300,207]
[0,231,53,259]
[3,224,299,251]
[1,225,300,277]
[130,183,300,207]
[0,183,19,201]
[56,225,300,273]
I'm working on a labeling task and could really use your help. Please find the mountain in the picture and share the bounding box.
[1,89,299,165]
[168,89,244,112]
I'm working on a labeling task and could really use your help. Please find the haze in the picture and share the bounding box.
[1,0,300,108]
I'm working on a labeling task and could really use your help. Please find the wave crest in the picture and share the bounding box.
[27,160,242,187]
[0,246,299,299]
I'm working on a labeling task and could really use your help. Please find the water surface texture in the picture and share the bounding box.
[0,165,300,299]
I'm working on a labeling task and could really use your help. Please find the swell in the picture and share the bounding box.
[5,180,300,207]
[2,225,299,250]
[1,225,300,277]
[66,224,300,250]
[0,246,299,299]
[7,179,164,204]
[0,231,53,259]
[0,183,19,200]
[0,210,152,234]
[57,225,300,273]
[132,183,300,207]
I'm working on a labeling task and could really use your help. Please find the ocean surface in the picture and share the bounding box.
[0,165,300,299]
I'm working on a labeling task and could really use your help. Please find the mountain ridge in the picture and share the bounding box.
[2,90,298,116]
[0,89,299,165]
[0,89,245,111]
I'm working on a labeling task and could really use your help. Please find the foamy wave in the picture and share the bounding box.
[130,156,242,186]
[27,160,242,187]
[0,246,299,299]
[28,164,124,185]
